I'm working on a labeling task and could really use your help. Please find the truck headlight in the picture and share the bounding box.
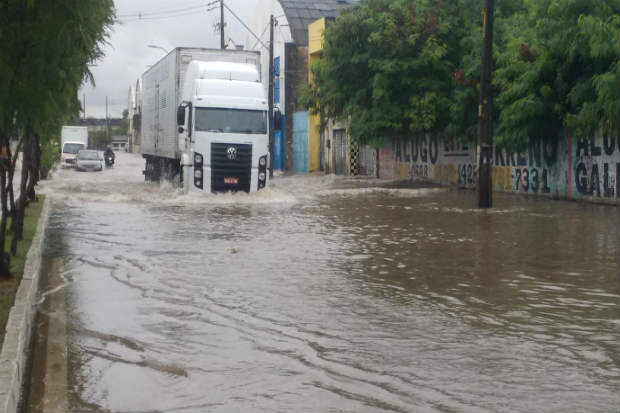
[194,170,202,178]
[195,154,203,164]
[258,172,266,181]
[259,157,266,167]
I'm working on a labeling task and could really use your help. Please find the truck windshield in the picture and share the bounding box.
[194,108,267,134]
[63,143,85,154]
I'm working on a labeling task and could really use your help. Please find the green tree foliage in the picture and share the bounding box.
[89,130,109,149]
[448,0,523,143]
[301,0,619,151]
[494,0,619,151]
[0,0,115,265]
[302,0,468,146]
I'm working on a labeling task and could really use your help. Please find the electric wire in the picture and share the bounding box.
[251,22,271,51]
[116,1,208,19]
[119,10,207,22]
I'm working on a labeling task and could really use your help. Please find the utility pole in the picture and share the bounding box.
[477,0,494,208]
[83,94,86,120]
[105,96,109,145]
[268,14,274,178]
[220,0,225,49]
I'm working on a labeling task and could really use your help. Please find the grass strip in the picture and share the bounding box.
[0,195,46,348]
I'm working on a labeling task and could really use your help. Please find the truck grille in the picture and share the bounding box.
[210,143,252,192]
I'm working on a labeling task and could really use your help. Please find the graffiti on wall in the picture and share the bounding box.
[492,136,564,197]
[379,132,619,204]
[573,134,619,199]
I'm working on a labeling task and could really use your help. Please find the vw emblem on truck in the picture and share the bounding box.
[227,146,237,160]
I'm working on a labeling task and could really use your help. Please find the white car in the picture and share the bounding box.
[75,150,103,172]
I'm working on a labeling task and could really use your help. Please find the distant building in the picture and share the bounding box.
[69,118,123,133]
[111,135,129,151]
[242,0,358,172]
[129,78,142,153]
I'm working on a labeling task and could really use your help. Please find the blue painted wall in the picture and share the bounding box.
[292,112,309,173]
[273,114,285,170]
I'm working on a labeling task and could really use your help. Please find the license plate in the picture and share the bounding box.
[223,177,239,185]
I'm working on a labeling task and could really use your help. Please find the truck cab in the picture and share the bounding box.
[177,61,269,194]
[60,141,86,167]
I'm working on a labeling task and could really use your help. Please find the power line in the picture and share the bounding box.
[223,3,267,49]
[117,1,207,18]
[251,22,271,50]
[118,0,206,15]
[119,10,207,22]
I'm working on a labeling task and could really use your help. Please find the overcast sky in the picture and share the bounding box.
[80,0,258,119]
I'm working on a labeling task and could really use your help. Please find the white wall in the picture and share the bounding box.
[241,0,293,114]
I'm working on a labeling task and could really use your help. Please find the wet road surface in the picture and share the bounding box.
[27,152,619,412]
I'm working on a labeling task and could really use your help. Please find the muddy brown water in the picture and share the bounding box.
[26,153,619,412]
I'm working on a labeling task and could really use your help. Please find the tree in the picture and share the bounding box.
[301,0,465,146]
[493,0,619,150]
[89,129,110,149]
[0,0,115,265]
[301,0,618,153]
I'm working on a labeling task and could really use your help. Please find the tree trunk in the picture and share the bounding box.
[0,152,10,277]
[11,130,31,255]
[27,133,40,201]
[8,138,23,215]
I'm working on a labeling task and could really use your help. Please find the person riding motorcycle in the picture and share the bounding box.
[104,146,115,165]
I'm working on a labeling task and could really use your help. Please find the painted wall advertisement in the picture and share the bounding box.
[379,132,619,205]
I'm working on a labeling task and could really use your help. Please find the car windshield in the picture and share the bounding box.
[194,108,267,134]
[77,151,99,160]
[63,143,85,154]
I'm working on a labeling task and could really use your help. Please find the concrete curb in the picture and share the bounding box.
[0,197,50,413]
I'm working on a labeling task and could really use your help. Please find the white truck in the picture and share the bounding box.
[60,126,89,167]
[141,47,271,193]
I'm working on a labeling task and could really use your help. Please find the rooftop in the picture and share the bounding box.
[278,0,359,46]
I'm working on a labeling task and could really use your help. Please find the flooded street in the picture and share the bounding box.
[28,152,619,412]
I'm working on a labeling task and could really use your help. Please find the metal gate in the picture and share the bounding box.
[359,145,375,176]
[333,129,347,175]
[292,112,308,173]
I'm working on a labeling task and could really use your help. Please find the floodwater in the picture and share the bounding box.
[27,152,619,412]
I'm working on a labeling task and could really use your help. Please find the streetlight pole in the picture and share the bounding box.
[147,45,168,55]
[220,0,225,49]
[477,0,494,208]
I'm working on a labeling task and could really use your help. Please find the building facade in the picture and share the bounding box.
[307,15,376,177]
[242,0,358,172]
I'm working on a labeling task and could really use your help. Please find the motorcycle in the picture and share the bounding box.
[104,154,115,167]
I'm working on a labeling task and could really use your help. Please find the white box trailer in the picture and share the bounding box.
[60,126,89,167]
[141,48,267,193]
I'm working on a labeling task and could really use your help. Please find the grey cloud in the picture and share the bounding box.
[81,0,257,118]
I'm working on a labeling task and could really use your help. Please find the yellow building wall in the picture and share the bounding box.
[307,18,326,172]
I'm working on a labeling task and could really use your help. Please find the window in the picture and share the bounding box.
[194,108,267,134]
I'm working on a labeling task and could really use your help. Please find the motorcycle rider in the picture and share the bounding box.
[104,146,115,165]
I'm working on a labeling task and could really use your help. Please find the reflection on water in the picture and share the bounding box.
[30,153,619,412]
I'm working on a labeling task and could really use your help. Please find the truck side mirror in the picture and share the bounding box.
[177,104,186,126]
[273,108,281,129]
